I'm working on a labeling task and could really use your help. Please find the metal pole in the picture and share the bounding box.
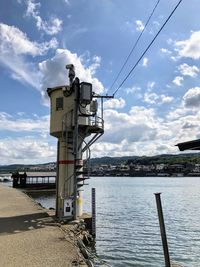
[73,77,80,220]
[92,188,96,238]
[56,140,60,218]
[101,97,103,121]
[154,193,171,267]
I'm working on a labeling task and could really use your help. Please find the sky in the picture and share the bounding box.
[1,0,200,164]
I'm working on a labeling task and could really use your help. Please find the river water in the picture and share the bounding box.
[10,176,200,267]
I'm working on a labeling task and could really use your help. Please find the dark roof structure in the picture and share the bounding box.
[176,139,200,151]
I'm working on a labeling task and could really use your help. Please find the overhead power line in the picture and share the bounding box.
[109,0,161,92]
[113,0,183,96]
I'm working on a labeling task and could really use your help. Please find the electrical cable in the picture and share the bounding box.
[109,0,161,92]
[113,0,183,96]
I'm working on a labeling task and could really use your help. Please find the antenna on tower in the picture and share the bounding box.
[66,64,75,87]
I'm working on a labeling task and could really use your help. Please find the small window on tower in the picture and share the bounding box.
[56,97,63,110]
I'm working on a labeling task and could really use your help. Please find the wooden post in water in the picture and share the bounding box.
[154,193,171,267]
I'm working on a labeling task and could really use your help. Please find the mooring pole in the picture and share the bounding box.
[154,193,171,267]
[92,188,96,238]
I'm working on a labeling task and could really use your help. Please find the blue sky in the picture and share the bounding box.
[1,0,200,164]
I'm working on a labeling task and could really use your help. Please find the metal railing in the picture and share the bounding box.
[88,115,104,130]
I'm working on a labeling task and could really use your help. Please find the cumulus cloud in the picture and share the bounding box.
[91,106,179,157]
[144,92,173,105]
[39,49,104,105]
[161,48,172,55]
[0,23,103,104]
[147,81,156,91]
[26,0,63,35]
[144,92,159,104]
[104,98,125,109]
[90,102,200,157]
[173,76,183,86]
[183,87,200,108]
[142,57,148,67]
[160,95,174,104]
[125,86,142,99]
[101,107,160,144]
[135,20,144,32]
[125,86,141,94]
[175,31,200,59]
[2,104,200,161]
[0,112,49,132]
[64,0,70,5]
[0,112,55,164]
[178,63,199,77]
[0,137,56,164]
[0,23,57,57]
[0,23,57,89]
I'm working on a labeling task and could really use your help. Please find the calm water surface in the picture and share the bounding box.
[29,177,200,267]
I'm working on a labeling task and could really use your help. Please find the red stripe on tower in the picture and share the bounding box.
[59,160,74,164]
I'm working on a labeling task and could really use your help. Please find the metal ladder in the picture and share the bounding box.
[61,111,91,198]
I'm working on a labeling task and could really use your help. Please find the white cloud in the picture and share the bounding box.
[135,20,144,32]
[160,95,174,104]
[26,0,63,35]
[175,31,200,59]
[142,57,148,67]
[101,107,160,144]
[183,87,200,108]
[0,23,57,89]
[90,102,200,157]
[64,0,70,5]
[0,112,49,133]
[178,63,199,77]
[161,48,172,54]
[170,56,178,62]
[172,76,183,86]
[167,105,191,121]
[125,86,142,99]
[91,106,178,157]
[2,104,200,161]
[147,81,156,92]
[0,23,103,104]
[0,23,57,57]
[104,98,125,109]
[0,112,55,164]
[144,92,173,105]
[0,137,56,164]
[125,86,141,94]
[144,92,159,104]
[39,49,104,105]
[0,99,198,161]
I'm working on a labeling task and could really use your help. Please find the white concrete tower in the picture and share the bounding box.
[47,65,104,221]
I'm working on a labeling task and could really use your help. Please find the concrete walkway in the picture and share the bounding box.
[0,185,86,267]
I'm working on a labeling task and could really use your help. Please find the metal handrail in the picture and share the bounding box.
[88,115,104,130]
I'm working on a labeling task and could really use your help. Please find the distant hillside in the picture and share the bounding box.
[0,162,55,173]
[0,164,28,172]
[1,153,200,173]
[126,153,200,165]
[90,156,138,166]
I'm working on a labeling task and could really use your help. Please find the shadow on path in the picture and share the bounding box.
[0,212,55,235]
